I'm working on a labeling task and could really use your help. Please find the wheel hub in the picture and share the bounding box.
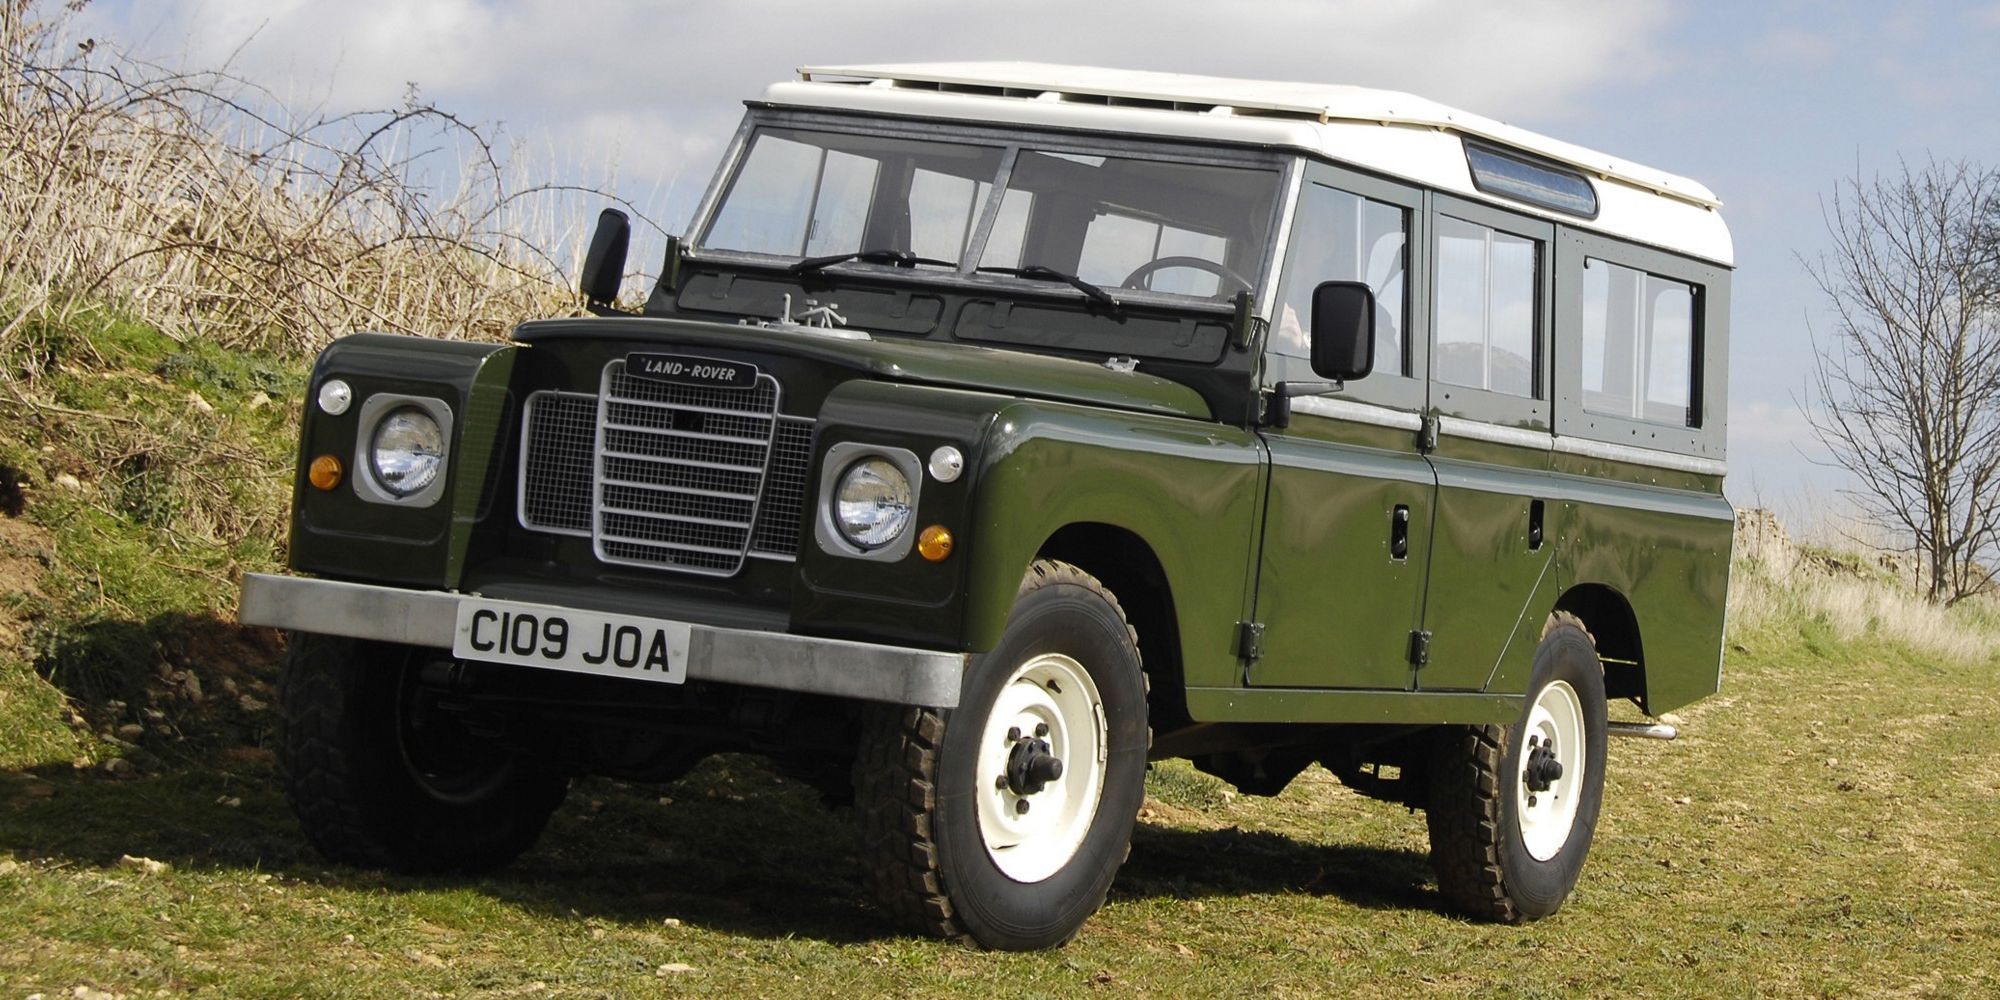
[1515,679,1587,862]
[975,652,1109,883]
[1005,733,1065,796]
[1523,735,1564,792]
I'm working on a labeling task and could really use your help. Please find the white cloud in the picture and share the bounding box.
[82,0,1674,128]
[72,0,1676,229]
[1728,398,1821,451]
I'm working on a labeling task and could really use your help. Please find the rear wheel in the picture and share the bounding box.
[855,560,1149,950]
[1426,613,1607,921]
[277,632,569,873]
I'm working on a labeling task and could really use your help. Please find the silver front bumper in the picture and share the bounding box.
[238,573,966,708]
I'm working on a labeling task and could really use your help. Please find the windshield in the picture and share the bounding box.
[699,125,1283,306]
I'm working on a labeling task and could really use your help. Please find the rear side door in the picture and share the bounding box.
[1248,165,1434,691]
[1416,196,1558,692]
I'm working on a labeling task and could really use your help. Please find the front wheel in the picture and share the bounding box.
[1426,613,1608,921]
[855,560,1149,950]
[277,632,569,874]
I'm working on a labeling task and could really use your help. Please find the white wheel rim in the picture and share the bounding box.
[1516,679,1586,862]
[975,652,1108,883]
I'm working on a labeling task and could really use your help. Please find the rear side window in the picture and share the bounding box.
[1580,258,1698,426]
[1434,216,1540,398]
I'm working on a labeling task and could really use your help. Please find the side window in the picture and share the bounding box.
[1580,258,1698,426]
[1273,182,1409,374]
[1434,216,1540,398]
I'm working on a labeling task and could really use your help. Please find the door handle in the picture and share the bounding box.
[1529,499,1545,551]
[1390,504,1410,560]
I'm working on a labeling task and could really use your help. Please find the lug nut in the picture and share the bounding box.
[1528,794,1538,807]
[1035,722,1049,737]
[995,775,1009,791]
[1015,799,1030,815]
[1007,726,1021,743]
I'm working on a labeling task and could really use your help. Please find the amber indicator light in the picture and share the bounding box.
[308,454,343,491]
[917,525,954,562]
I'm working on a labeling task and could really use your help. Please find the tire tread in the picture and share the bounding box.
[1426,611,1597,924]
[853,560,1148,945]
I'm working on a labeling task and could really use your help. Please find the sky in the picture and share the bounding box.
[71,0,2000,532]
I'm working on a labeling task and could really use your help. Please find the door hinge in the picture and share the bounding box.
[1418,414,1439,452]
[1407,629,1433,667]
[1236,621,1266,660]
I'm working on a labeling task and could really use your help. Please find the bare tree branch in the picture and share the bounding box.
[1803,157,2000,605]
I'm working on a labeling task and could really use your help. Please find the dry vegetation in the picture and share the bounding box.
[0,0,595,368]
[1730,507,2000,665]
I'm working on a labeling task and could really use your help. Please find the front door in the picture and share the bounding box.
[1248,166,1433,690]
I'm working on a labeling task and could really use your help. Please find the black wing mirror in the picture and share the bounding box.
[1309,280,1375,381]
[580,208,631,311]
[1266,281,1377,428]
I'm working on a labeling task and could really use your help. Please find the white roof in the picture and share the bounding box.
[767,62,1731,265]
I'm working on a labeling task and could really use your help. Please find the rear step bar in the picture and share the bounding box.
[1607,721,1678,740]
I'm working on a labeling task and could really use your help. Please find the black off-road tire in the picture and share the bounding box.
[277,631,569,874]
[854,560,1150,950]
[1426,613,1608,922]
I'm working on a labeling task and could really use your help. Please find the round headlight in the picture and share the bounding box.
[370,407,445,496]
[833,457,912,550]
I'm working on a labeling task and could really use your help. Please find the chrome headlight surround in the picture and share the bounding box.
[350,392,454,509]
[814,442,922,562]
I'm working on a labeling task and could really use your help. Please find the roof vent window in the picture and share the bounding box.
[1464,140,1598,218]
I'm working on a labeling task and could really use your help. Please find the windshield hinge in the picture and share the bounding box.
[1236,621,1266,660]
[1231,290,1262,350]
[1407,629,1433,667]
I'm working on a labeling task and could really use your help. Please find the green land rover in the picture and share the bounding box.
[239,63,1733,950]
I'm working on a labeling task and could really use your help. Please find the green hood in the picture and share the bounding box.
[513,316,1212,421]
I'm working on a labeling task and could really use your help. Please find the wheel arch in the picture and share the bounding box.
[1036,522,1189,732]
[1552,583,1647,710]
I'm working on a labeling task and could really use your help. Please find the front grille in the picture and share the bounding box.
[519,391,597,535]
[516,362,816,573]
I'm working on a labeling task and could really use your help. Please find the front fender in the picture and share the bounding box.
[962,401,1264,689]
[289,333,516,589]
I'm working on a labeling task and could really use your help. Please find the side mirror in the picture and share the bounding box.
[1309,280,1376,381]
[580,208,631,308]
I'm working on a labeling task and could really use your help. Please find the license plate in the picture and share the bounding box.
[452,599,690,684]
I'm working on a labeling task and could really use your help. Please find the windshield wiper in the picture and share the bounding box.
[977,264,1123,316]
[789,248,958,276]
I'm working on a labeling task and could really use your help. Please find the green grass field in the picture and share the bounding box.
[2,640,1997,998]
[2,321,1998,998]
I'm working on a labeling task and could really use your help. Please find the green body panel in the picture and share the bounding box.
[1249,411,1431,690]
[445,348,518,585]
[791,380,998,649]
[1185,686,1518,724]
[514,317,1211,421]
[961,400,1265,691]
[289,334,515,589]
[1419,434,1557,692]
[1544,455,1733,714]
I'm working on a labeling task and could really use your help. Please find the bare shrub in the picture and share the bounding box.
[1803,158,2000,606]
[0,1,643,370]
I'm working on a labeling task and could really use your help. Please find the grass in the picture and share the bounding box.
[1,636,1997,998]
